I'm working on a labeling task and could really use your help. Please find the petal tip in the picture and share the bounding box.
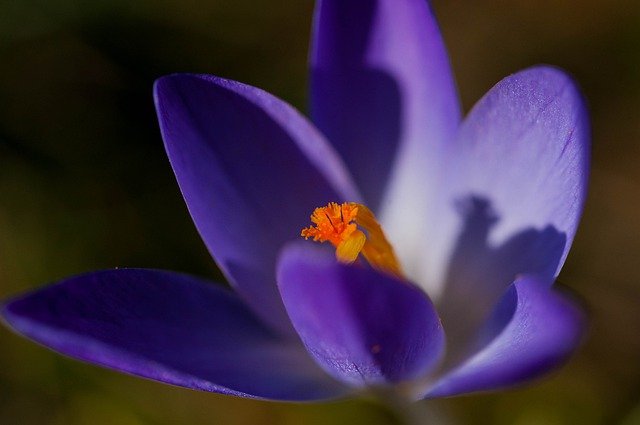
[153,73,201,110]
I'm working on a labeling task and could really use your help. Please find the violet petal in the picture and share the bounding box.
[310,0,461,224]
[2,269,348,401]
[277,243,445,387]
[154,74,360,336]
[434,66,590,355]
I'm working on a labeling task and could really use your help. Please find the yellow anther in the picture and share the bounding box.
[301,202,404,278]
[335,229,366,263]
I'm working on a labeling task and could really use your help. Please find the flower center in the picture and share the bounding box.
[301,202,404,278]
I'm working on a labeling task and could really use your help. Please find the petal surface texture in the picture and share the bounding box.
[310,0,461,286]
[426,276,586,398]
[154,74,360,336]
[277,244,445,388]
[434,66,590,354]
[1,269,347,401]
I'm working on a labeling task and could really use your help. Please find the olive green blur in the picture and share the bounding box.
[0,0,639,424]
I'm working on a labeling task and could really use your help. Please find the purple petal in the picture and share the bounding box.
[1,269,347,401]
[154,74,360,336]
[310,0,461,222]
[426,276,586,398]
[277,243,445,387]
[433,66,590,356]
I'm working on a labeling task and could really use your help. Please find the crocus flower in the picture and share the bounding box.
[1,0,588,403]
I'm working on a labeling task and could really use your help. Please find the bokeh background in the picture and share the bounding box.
[0,0,639,424]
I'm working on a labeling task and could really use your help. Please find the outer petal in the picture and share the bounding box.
[310,1,461,221]
[433,67,590,354]
[154,74,360,336]
[426,276,586,398]
[1,269,348,401]
[277,243,445,388]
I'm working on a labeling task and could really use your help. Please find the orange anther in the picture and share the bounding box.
[301,202,404,278]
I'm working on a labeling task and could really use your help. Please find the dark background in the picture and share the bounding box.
[0,0,639,424]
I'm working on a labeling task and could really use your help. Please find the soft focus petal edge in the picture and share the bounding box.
[1,268,349,401]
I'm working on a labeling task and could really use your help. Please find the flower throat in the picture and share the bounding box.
[301,202,403,278]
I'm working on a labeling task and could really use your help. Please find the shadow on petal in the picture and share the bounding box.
[426,276,586,398]
[439,195,567,364]
[312,69,401,211]
[311,0,403,211]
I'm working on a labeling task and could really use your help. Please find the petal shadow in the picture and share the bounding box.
[312,68,401,211]
[427,276,586,398]
[439,195,567,363]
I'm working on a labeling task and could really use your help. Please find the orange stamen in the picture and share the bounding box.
[301,202,404,278]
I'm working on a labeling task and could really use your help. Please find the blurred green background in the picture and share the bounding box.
[0,0,639,424]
